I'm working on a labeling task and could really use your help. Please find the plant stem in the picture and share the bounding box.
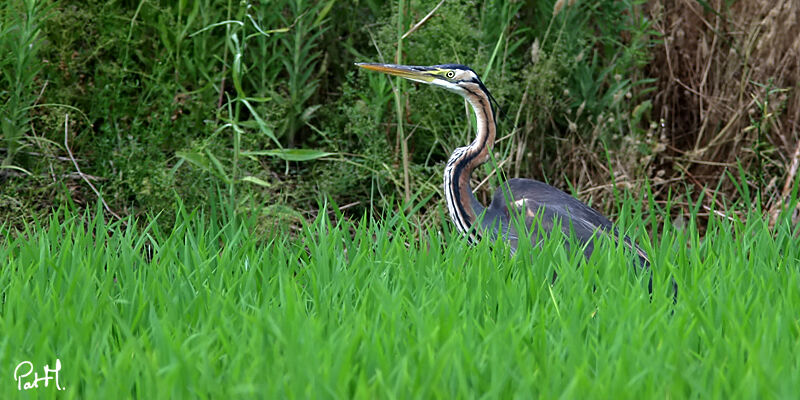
[394,0,410,203]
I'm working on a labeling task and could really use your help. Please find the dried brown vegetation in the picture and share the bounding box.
[647,0,800,224]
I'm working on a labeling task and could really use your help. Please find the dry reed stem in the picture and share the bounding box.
[401,0,445,40]
[64,114,123,222]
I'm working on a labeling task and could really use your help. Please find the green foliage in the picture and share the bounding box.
[0,0,48,170]
[2,196,800,397]
[277,0,330,146]
[0,0,347,225]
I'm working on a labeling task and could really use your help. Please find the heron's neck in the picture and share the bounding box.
[443,91,496,238]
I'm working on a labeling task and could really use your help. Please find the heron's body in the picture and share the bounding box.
[356,62,649,268]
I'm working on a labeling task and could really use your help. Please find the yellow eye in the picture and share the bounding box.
[446,71,455,79]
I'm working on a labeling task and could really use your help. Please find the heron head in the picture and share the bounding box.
[355,63,484,95]
[356,62,499,122]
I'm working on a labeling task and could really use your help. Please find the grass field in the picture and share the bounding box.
[3,196,799,398]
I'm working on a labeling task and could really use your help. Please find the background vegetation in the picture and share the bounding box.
[2,0,796,234]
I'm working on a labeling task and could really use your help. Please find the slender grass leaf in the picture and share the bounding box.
[241,148,334,161]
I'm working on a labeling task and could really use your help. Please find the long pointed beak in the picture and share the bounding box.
[355,63,435,84]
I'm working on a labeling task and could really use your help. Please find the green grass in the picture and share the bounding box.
[2,198,799,398]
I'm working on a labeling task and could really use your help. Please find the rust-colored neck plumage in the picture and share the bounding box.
[442,82,497,240]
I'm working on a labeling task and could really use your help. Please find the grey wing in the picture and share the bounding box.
[485,178,650,268]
